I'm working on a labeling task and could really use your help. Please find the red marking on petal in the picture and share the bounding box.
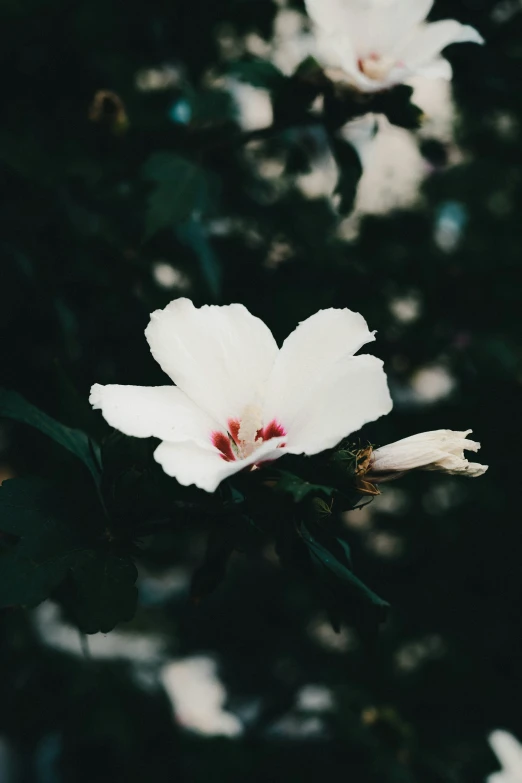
[228,418,240,444]
[211,431,236,462]
[259,420,287,441]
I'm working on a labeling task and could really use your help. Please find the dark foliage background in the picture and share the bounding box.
[1,0,521,780]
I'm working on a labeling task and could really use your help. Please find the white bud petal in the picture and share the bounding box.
[370,429,488,478]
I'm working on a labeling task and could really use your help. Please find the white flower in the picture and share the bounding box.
[488,731,522,783]
[304,0,484,93]
[90,298,392,493]
[370,429,488,478]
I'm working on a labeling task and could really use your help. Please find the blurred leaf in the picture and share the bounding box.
[0,388,102,487]
[67,552,138,634]
[190,523,235,602]
[226,58,287,91]
[373,85,424,130]
[0,478,137,632]
[177,217,222,299]
[0,478,93,608]
[285,139,314,175]
[191,88,235,128]
[142,152,208,239]
[330,136,364,215]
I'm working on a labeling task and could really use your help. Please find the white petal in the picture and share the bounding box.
[395,20,484,70]
[89,384,218,448]
[414,56,453,80]
[371,429,488,476]
[154,438,287,493]
[427,456,488,477]
[306,0,433,55]
[377,428,471,444]
[372,443,452,472]
[264,309,389,453]
[281,355,392,455]
[366,0,434,55]
[321,35,393,92]
[264,309,375,410]
[315,32,358,72]
[265,308,377,406]
[304,0,352,35]
[489,731,522,774]
[145,298,278,427]
[389,0,434,32]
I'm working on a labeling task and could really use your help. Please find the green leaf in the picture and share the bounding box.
[142,152,208,239]
[0,478,137,633]
[68,552,138,634]
[373,85,424,130]
[190,524,235,602]
[299,523,389,631]
[0,388,101,487]
[226,58,287,91]
[0,478,91,608]
[273,470,335,503]
[330,136,364,215]
[177,218,222,299]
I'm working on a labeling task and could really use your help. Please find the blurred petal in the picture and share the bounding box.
[489,730,522,776]
[396,20,484,69]
[304,0,352,34]
[89,384,218,448]
[316,32,359,72]
[306,0,433,54]
[145,298,278,427]
[322,35,397,91]
[154,438,287,493]
[415,56,453,80]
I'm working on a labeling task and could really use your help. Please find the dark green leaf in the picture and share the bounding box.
[68,552,138,634]
[0,479,92,608]
[330,136,364,215]
[373,85,424,130]
[0,388,101,487]
[177,218,222,299]
[226,58,287,91]
[299,522,389,634]
[190,524,235,602]
[273,470,335,503]
[142,152,208,239]
[0,478,137,633]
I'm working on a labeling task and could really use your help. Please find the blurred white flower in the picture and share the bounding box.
[488,730,522,783]
[152,262,190,291]
[91,298,392,492]
[304,0,484,93]
[161,657,243,737]
[410,364,455,404]
[370,429,488,478]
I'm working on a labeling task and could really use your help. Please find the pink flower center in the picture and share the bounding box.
[211,412,286,464]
